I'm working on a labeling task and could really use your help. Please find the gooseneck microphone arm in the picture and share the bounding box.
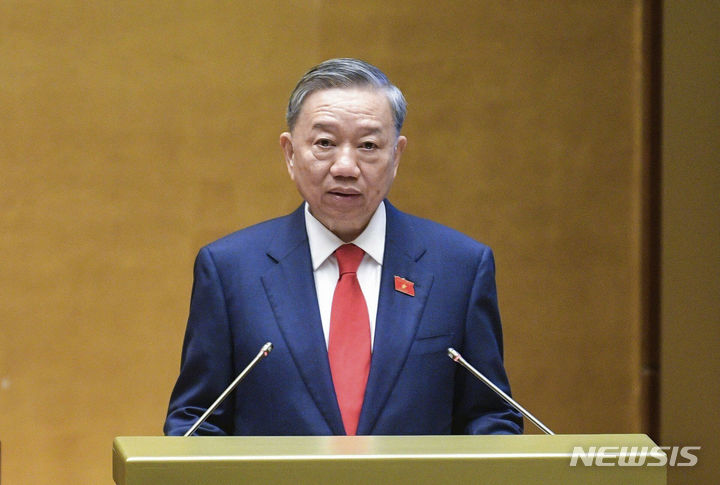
[184,342,273,437]
[447,347,554,435]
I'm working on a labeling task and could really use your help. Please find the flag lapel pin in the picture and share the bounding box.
[394,275,415,296]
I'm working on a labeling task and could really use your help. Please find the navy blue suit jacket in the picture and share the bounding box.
[164,201,522,435]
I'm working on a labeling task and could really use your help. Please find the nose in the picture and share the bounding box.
[329,145,360,178]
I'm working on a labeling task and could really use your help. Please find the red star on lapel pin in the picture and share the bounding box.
[394,275,415,296]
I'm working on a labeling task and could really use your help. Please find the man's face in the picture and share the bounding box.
[280,87,407,242]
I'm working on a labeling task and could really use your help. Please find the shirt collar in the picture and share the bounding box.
[304,201,386,270]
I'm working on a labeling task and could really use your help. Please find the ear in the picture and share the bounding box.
[392,135,407,177]
[279,132,295,180]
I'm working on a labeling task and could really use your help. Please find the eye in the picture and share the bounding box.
[315,138,333,148]
[360,141,378,150]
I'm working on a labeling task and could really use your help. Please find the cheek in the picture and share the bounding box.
[294,161,329,189]
[365,170,394,199]
[301,164,325,182]
[378,163,397,188]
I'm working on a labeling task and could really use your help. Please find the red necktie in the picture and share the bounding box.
[328,244,371,435]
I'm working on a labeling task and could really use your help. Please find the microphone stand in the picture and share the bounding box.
[184,342,273,437]
[448,347,554,435]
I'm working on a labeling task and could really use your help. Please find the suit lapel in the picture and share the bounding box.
[260,206,345,435]
[357,202,434,434]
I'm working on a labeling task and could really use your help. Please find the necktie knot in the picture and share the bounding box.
[335,244,364,275]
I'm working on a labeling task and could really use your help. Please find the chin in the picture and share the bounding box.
[329,221,364,242]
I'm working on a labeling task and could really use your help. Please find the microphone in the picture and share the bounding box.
[447,347,554,435]
[184,342,273,437]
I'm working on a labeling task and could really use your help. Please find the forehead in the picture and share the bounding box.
[296,87,393,129]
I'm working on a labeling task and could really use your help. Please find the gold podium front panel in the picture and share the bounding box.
[113,434,666,485]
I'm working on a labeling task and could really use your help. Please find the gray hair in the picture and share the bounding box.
[286,58,407,135]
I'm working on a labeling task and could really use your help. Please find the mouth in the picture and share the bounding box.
[328,188,362,198]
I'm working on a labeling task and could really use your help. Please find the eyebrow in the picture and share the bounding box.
[310,122,383,135]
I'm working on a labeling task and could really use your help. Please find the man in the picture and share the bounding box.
[164,58,523,436]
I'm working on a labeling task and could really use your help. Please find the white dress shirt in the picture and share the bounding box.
[304,201,385,350]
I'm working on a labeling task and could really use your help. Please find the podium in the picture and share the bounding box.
[113,434,666,484]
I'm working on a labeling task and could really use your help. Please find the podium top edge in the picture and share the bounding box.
[113,434,659,460]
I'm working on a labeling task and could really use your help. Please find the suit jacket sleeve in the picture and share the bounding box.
[164,247,235,436]
[453,246,523,434]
